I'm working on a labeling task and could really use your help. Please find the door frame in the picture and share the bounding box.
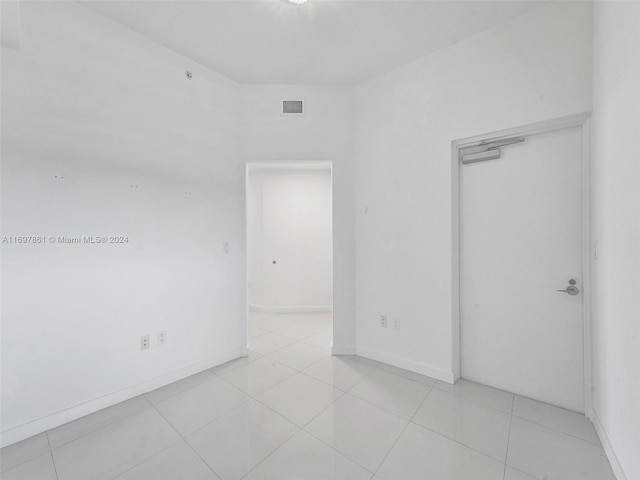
[450,113,593,416]
[244,160,334,349]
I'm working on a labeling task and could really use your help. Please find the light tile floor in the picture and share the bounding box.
[1,312,616,480]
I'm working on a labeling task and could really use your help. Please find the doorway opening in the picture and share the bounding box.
[451,113,592,414]
[245,161,334,360]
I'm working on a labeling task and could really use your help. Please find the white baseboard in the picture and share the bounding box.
[591,410,629,480]
[0,347,247,448]
[355,347,455,383]
[249,304,331,314]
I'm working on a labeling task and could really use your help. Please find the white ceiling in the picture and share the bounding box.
[80,0,545,84]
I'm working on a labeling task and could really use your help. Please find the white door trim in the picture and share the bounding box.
[450,112,593,416]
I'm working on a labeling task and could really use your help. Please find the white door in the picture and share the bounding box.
[261,171,332,308]
[461,125,584,412]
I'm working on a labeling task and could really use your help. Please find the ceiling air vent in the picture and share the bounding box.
[282,99,304,116]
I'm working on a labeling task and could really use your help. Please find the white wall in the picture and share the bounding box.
[591,2,640,478]
[0,1,22,50]
[1,2,246,445]
[240,86,355,352]
[247,171,265,308]
[354,2,593,380]
[247,169,332,310]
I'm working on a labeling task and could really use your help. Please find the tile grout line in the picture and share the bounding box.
[109,441,181,480]
[0,437,50,476]
[249,336,298,357]
[343,388,425,423]
[343,366,437,422]
[234,328,357,479]
[507,465,545,480]
[246,336,346,431]
[438,385,602,448]
[502,395,515,480]
[294,363,400,475]
[297,390,348,431]
[297,355,439,420]
[372,382,437,477]
[147,398,226,480]
[179,395,253,439]
[210,354,263,377]
[217,328,329,377]
[404,381,511,467]
[143,370,217,406]
[371,362,443,389]
[45,432,60,480]
[237,386,350,478]
[251,315,330,338]
[294,353,376,392]
[152,320,326,405]
[503,393,601,446]
[301,424,378,476]
[43,396,154,452]
[510,412,608,448]
[250,336,351,431]
[232,425,303,480]
[236,429,299,480]
[41,404,186,480]
[163,377,304,477]
[251,375,346,419]
[234,392,306,480]
[369,418,411,478]
[250,330,328,361]
[216,357,300,399]
[181,335,312,480]
[223,331,327,393]
[410,383,513,466]
[339,359,384,392]
[407,418,509,466]
[300,373,437,477]
[509,412,602,446]
[264,347,330,374]
[409,382,437,423]
[269,328,327,344]
[431,383,515,415]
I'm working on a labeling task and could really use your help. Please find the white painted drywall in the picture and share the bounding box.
[354,2,593,380]
[247,169,332,310]
[1,2,245,445]
[247,171,265,308]
[240,86,355,353]
[591,2,640,478]
[0,1,21,50]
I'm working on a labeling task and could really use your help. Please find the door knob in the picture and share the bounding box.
[557,280,579,295]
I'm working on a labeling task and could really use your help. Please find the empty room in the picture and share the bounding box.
[1,1,638,479]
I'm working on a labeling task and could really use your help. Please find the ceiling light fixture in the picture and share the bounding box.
[288,0,307,4]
